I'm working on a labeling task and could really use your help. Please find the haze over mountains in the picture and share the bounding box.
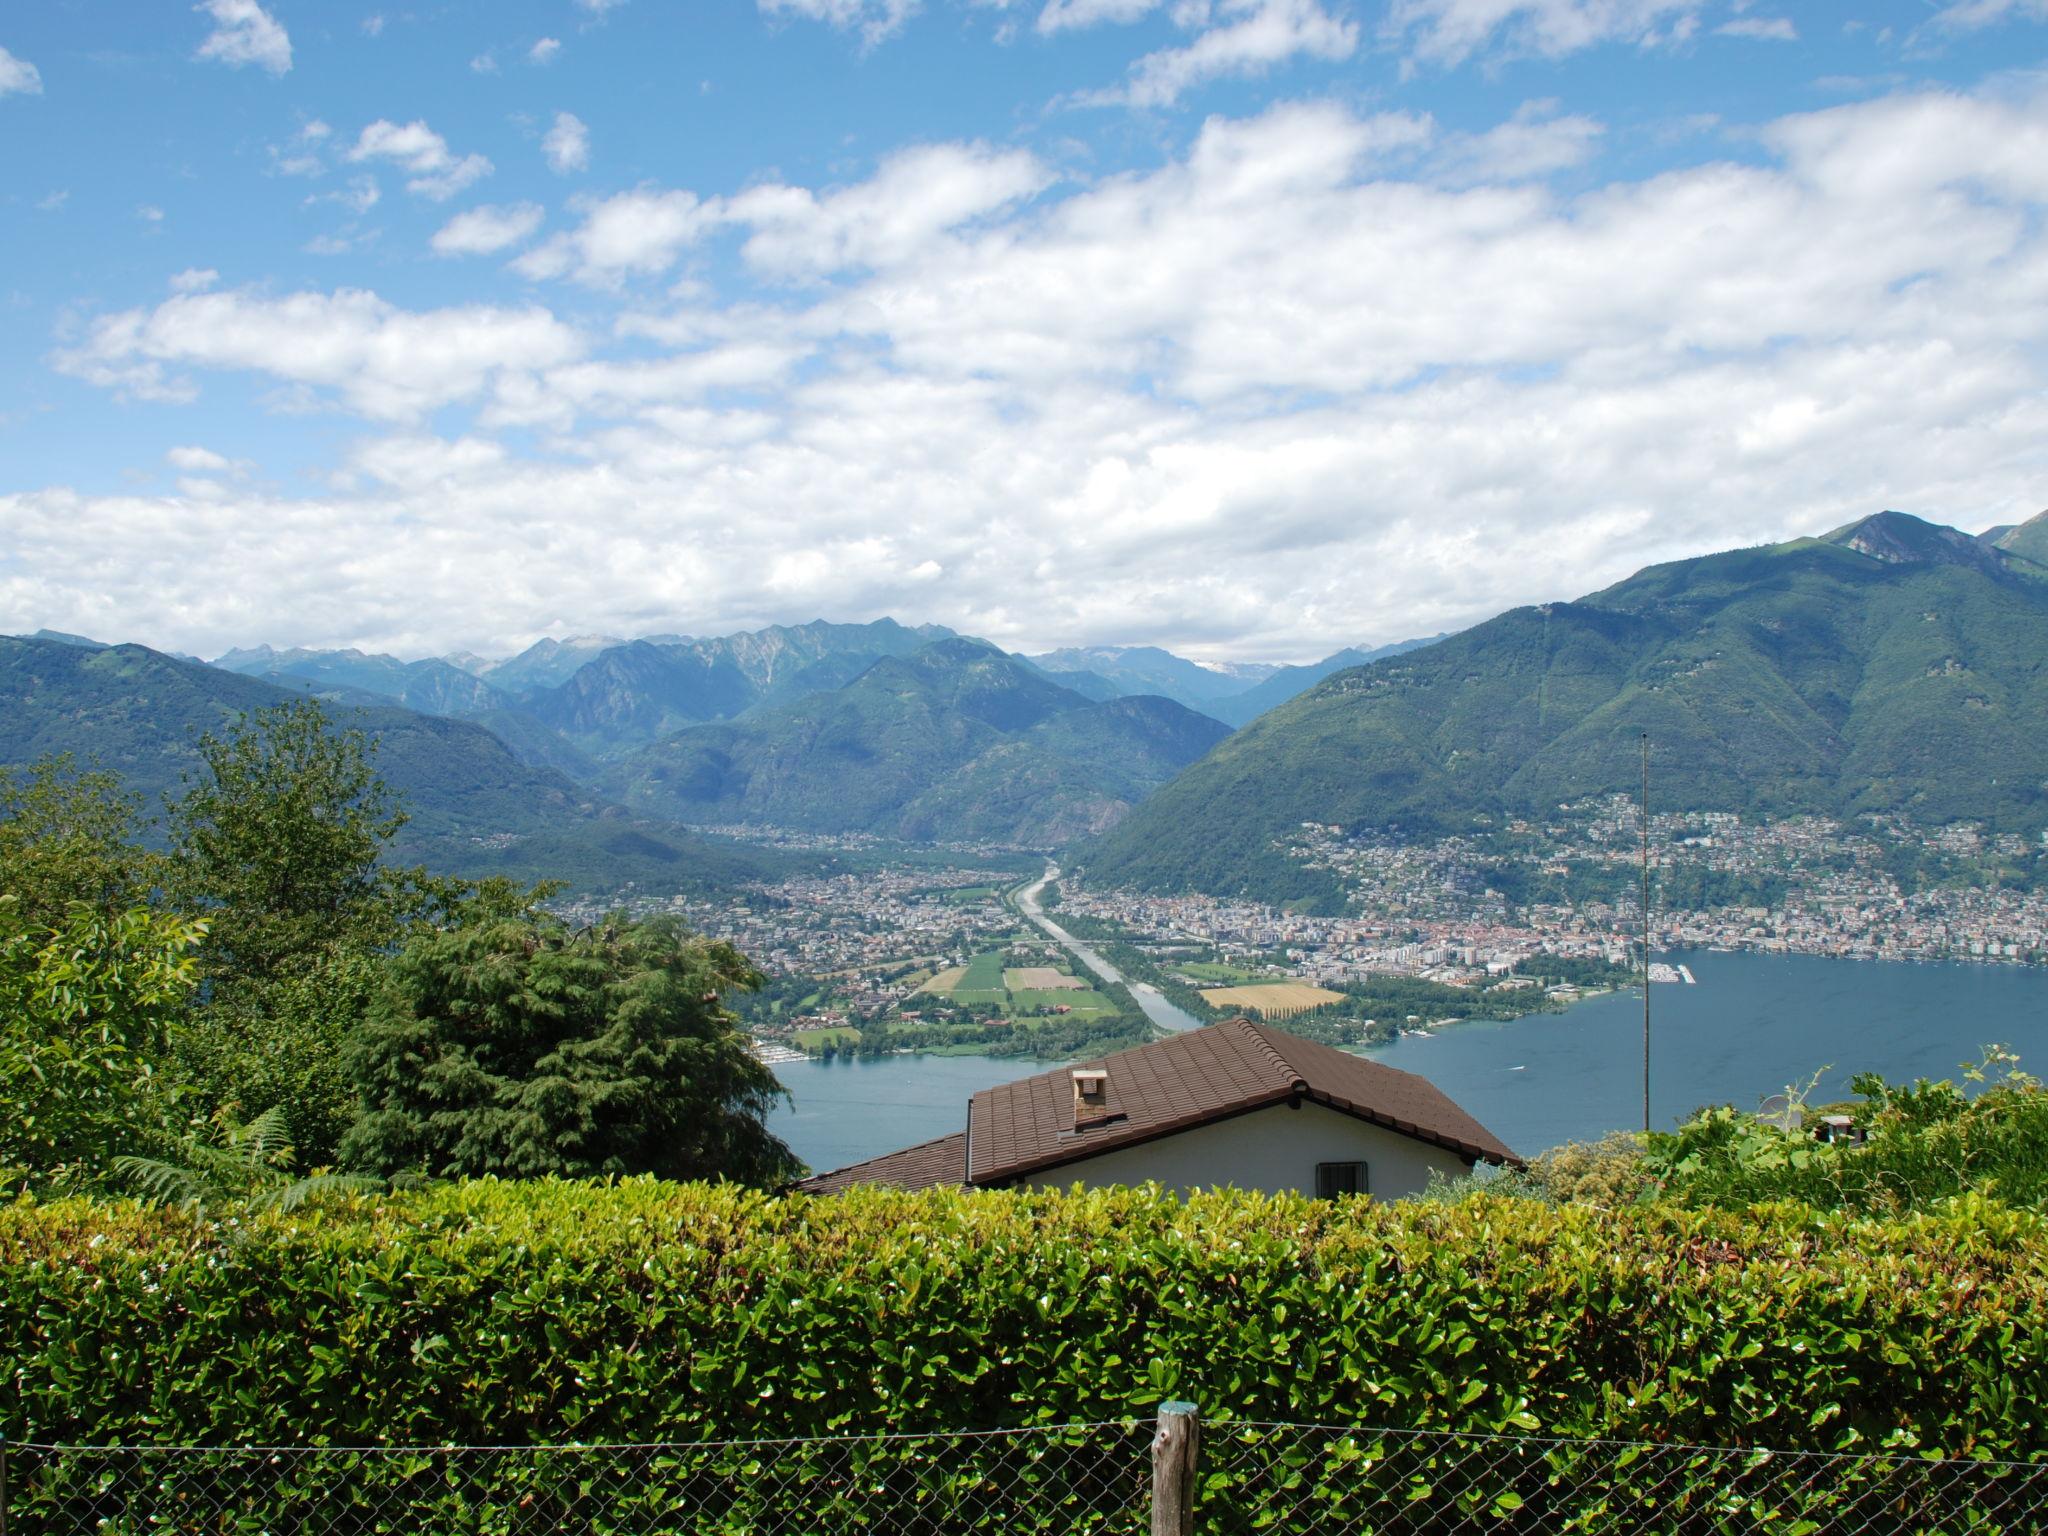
[1082,511,2048,904]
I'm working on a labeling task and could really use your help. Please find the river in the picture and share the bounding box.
[767,948,2048,1173]
[1016,863,1205,1034]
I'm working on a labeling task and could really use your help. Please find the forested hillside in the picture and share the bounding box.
[0,636,782,894]
[1082,513,2048,902]
[608,638,1230,844]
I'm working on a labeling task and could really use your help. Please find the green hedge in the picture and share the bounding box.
[5,1182,2045,1459]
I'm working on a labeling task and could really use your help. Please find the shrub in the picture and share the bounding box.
[3,1180,2044,1460]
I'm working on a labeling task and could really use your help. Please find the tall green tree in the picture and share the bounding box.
[0,897,206,1195]
[0,756,151,929]
[164,699,411,986]
[161,699,483,1164]
[341,914,800,1186]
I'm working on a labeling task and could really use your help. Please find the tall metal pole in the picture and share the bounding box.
[1641,732,1651,1136]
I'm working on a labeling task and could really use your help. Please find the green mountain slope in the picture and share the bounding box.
[607,640,1229,844]
[1206,636,1448,727]
[1079,513,2048,902]
[529,618,955,756]
[0,636,783,896]
[1995,510,2048,568]
[214,645,517,718]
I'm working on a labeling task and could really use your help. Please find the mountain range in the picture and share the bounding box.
[0,635,786,896]
[605,638,1231,844]
[15,507,2043,899]
[1079,510,2048,904]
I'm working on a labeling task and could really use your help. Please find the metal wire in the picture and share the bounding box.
[4,1419,2042,1535]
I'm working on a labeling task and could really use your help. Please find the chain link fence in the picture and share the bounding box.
[1197,1421,2048,1535]
[4,1414,2042,1535]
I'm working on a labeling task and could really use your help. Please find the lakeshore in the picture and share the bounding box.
[767,947,2048,1174]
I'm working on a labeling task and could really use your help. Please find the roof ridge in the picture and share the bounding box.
[1233,1014,1306,1090]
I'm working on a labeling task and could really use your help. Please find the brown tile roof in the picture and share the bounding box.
[966,1017,1519,1183]
[792,1018,1518,1195]
[793,1131,967,1194]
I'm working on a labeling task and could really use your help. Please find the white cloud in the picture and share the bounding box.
[362,13,387,36]
[1928,0,2048,29]
[346,119,492,200]
[431,203,546,256]
[543,110,590,173]
[530,36,563,63]
[1384,0,1703,66]
[1096,0,1359,108]
[1036,0,1162,31]
[136,204,165,224]
[0,45,43,96]
[194,0,293,75]
[575,0,629,10]
[470,50,500,73]
[169,268,220,293]
[728,142,1051,275]
[1717,15,1794,39]
[166,445,234,472]
[514,188,714,284]
[757,0,923,46]
[26,84,2048,661]
[55,286,583,419]
[1431,99,1604,182]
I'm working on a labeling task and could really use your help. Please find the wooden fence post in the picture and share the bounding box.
[1151,1400,1199,1536]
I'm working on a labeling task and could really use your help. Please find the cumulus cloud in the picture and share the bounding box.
[1928,0,2048,28]
[169,268,220,293]
[166,445,235,473]
[431,203,546,256]
[727,142,1051,275]
[542,110,590,173]
[529,36,563,63]
[28,83,2048,660]
[346,119,492,200]
[55,286,582,419]
[1430,99,1604,182]
[757,0,923,46]
[1385,0,1704,66]
[514,188,713,284]
[0,44,43,95]
[1094,0,1359,108]
[1036,0,1162,30]
[194,0,293,75]
[1717,15,1794,39]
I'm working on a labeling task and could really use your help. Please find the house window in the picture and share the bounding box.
[1315,1161,1367,1199]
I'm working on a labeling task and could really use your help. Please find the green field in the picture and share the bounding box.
[792,1026,862,1050]
[1176,961,1269,982]
[950,951,1009,1004]
[1011,987,1118,1014]
[940,885,1001,904]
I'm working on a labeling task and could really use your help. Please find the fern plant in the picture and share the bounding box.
[114,1106,384,1220]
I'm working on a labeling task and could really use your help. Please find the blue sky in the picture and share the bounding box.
[2,0,2045,662]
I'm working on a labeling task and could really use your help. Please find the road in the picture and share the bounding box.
[1015,863,1204,1034]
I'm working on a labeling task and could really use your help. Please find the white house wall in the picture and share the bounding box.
[1015,1101,1472,1200]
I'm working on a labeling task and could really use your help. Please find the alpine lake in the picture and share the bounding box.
[767,949,2048,1174]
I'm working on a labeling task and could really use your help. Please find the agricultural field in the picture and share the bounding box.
[950,951,1009,1005]
[1199,981,1347,1019]
[1011,988,1119,1014]
[915,966,967,995]
[1175,961,1270,983]
[1004,967,1083,991]
[792,1026,863,1050]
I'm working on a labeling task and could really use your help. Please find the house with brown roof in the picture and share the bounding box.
[795,1016,1519,1199]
